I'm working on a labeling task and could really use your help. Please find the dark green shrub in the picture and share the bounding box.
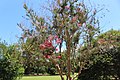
[0,57,24,80]
[78,46,120,80]
[39,66,47,74]
[47,67,56,75]
[33,66,47,75]
[0,44,24,80]
[78,29,120,80]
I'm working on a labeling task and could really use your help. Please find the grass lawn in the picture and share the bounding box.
[20,76,62,80]
[21,74,77,80]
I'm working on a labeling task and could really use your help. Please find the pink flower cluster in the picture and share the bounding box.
[65,5,70,10]
[39,35,62,59]
[39,40,54,50]
[39,35,62,53]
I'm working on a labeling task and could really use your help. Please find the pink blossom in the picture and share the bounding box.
[56,48,58,51]
[44,40,53,48]
[41,26,45,29]
[56,38,62,44]
[54,35,58,39]
[56,56,62,59]
[48,35,54,41]
[65,5,70,10]
[44,55,51,59]
[29,36,33,39]
[39,44,46,50]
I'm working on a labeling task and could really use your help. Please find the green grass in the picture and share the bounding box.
[21,74,78,80]
[21,76,62,80]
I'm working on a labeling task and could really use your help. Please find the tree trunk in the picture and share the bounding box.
[51,58,64,80]
[66,36,71,80]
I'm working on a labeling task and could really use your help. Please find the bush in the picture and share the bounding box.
[0,55,24,80]
[78,29,120,80]
[0,44,24,80]
[33,66,47,75]
[47,67,56,75]
[39,66,47,74]
[78,47,120,80]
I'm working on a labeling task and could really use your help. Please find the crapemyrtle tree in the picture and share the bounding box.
[18,0,101,80]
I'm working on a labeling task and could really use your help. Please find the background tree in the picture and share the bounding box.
[78,29,120,80]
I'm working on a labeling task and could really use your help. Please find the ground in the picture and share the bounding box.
[21,76,61,80]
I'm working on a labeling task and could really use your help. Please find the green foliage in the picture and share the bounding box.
[78,29,120,80]
[38,66,47,74]
[47,67,56,75]
[0,42,24,80]
[78,47,120,80]
[98,29,120,40]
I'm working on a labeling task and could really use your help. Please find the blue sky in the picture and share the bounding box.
[0,0,120,44]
